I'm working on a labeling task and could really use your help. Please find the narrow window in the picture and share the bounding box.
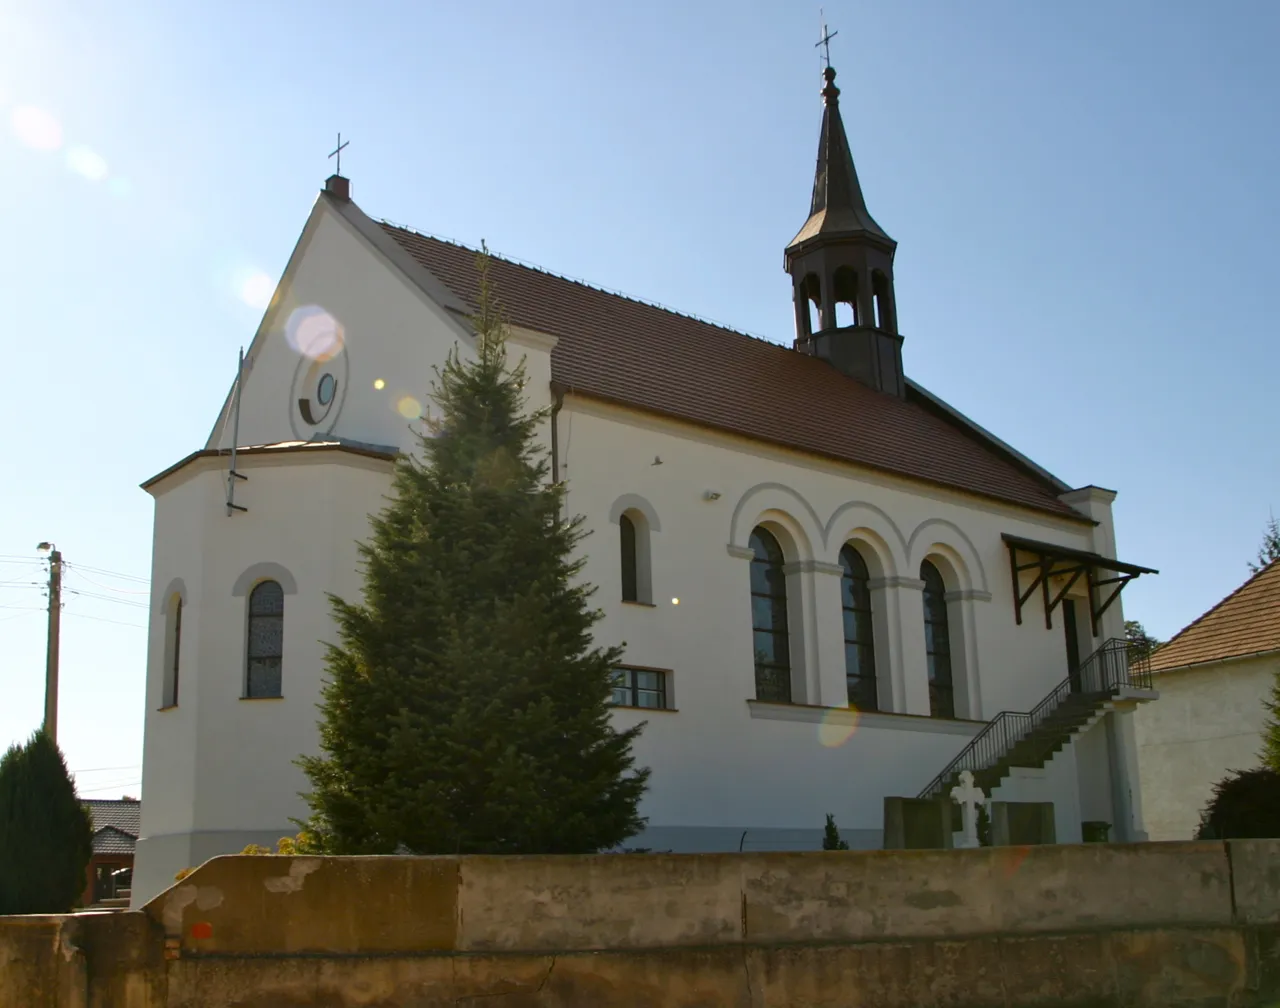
[162,594,182,707]
[246,580,284,698]
[750,527,791,703]
[921,561,954,718]
[609,667,669,709]
[840,546,878,710]
[620,513,638,602]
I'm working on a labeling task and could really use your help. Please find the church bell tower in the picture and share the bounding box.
[786,66,903,397]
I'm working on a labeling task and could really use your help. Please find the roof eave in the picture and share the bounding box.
[565,388,1091,524]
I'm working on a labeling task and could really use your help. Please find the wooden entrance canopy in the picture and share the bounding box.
[1003,534,1158,636]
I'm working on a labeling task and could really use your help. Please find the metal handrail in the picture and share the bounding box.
[917,638,1151,800]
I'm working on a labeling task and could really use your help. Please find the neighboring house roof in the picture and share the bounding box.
[84,798,141,856]
[1149,559,1280,672]
[90,825,137,855]
[378,223,1082,521]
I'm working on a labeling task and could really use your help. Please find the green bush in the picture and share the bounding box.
[1196,767,1280,839]
[0,730,92,914]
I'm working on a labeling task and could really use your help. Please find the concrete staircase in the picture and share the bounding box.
[918,638,1155,802]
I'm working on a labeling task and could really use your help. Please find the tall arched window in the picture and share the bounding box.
[750,527,791,703]
[620,513,638,602]
[246,580,284,698]
[162,594,183,708]
[840,545,878,710]
[921,560,954,719]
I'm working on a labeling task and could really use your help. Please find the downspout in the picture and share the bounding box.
[550,382,565,483]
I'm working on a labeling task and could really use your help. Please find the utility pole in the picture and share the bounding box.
[37,542,62,743]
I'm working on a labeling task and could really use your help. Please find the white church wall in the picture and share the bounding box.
[207,201,476,455]
[135,471,210,908]
[561,398,1112,842]
[133,452,394,903]
[990,749,1084,844]
[1073,716,1117,828]
[1134,654,1276,840]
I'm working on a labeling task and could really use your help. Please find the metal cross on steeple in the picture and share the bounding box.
[815,12,838,68]
[328,132,349,176]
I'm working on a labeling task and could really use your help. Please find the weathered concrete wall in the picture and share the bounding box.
[4,842,1280,1008]
[148,843,1237,956]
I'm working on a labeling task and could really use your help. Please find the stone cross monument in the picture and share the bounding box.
[950,770,988,849]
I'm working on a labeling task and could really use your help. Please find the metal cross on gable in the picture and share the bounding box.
[816,11,838,68]
[328,132,349,176]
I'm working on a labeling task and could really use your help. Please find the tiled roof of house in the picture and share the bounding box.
[91,824,137,855]
[85,798,141,854]
[1149,559,1280,672]
[380,225,1081,520]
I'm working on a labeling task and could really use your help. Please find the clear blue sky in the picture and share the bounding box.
[2,0,1277,790]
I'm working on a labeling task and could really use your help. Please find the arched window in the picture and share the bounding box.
[620,513,638,602]
[840,545,878,710]
[750,527,791,703]
[246,580,284,698]
[162,594,183,708]
[921,560,954,719]
[616,508,654,604]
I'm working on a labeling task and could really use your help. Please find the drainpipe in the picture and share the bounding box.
[550,382,565,483]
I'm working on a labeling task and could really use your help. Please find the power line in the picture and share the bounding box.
[73,764,142,773]
[65,566,149,594]
[78,780,142,795]
[0,609,41,624]
[64,562,148,585]
[65,589,149,610]
[62,611,147,630]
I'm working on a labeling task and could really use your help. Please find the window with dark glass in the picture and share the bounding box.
[163,595,182,707]
[921,560,954,719]
[750,527,791,703]
[246,580,284,698]
[620,513,638,602]
[840,545,878,710]
[610,667,668,709]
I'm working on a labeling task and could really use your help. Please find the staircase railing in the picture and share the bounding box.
[917,638,1153,800]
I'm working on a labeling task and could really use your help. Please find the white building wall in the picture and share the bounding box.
[133,201,1151,903]
[1135,655,1277,840]
[561,400,1121,850]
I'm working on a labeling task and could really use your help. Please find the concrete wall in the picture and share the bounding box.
[6,843,1280,1008]
[1135,654,1277,840]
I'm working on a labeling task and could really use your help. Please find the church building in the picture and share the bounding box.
[133,66,1158,905]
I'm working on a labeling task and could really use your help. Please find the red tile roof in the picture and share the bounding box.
[1149,560,1280,672]
[381,225,1081,520]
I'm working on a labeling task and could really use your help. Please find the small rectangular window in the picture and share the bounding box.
[609,667,671,710]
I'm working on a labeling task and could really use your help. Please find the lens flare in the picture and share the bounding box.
[373,379,385,390]
[285,305,343,360]
[396,395,422,419]
[66,145,108,181]
[817,708,860,748]
[240,272,274,311]
[11,106,62,151]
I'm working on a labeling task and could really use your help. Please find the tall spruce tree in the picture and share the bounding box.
[0,729,92,915]
[1261,669,1280,773]
[1248,514,1280,574]
[298,250,649,855]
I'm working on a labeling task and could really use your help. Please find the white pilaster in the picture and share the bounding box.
[870,576,929,715]
[1106,707,1149,842]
